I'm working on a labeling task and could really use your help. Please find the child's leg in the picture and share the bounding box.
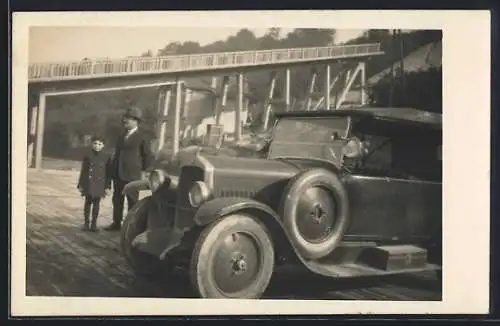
[83,196,92,230]
[90,197,101,231]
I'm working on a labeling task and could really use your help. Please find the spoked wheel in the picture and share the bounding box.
[190,214,275,299]
[121,197,164,278]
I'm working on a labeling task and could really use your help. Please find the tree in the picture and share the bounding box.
[177,41,202,54]
[157,42,182,56]
[267,28,281,40]
[226,29,258,51]
[281,29,335,48]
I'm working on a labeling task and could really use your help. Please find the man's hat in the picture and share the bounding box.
[123,107,143,121]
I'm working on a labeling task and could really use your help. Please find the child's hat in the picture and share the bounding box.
[91,134,105,143]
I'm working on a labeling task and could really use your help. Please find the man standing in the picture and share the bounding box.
[105,107,154,231]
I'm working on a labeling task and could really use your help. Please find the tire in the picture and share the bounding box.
[120,197,163,277]
[190,214,275,299]
[280,168,350,260]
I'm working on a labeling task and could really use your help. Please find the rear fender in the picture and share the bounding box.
[193,197,301,264]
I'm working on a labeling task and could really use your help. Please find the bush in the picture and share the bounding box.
[369,67,442,113]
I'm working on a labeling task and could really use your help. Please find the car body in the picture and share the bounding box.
[121,106,443,299]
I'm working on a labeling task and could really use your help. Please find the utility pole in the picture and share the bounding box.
[398,29,405,93]
[389,29,396,107]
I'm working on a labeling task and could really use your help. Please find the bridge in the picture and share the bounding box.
[28,43,383,83]
[27,43,385,169]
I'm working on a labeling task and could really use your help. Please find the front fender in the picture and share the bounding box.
[122,175,180,197]
[193,197,301,265]
[123,179,149,196]
[194,197,279,226]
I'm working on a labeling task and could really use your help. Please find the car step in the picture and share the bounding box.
[305,245,438,278]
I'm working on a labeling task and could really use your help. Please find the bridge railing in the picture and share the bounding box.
[28,43,383,82]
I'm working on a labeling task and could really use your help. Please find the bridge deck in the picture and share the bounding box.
[28,43,383,83]
[25,169,441,300]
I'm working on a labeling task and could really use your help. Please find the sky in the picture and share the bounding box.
[29,27,366,63]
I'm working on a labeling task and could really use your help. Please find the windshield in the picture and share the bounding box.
[268,116,350,162]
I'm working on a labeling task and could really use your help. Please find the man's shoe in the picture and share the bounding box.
[103,223,121,231]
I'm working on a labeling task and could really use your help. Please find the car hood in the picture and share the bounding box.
[203,154,300,177]
[201,155,301,208]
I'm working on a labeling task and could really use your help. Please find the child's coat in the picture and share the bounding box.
[77,150,112,198]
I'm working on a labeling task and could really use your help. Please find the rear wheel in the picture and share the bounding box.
[121,197,163,277]
[190,214,275,299]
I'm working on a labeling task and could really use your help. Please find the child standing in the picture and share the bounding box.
[77,135,112,232]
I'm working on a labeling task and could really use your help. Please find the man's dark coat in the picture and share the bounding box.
[110,129,154,182]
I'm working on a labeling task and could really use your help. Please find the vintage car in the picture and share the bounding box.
[120,107,443,299]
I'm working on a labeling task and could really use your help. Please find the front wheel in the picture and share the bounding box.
[120,197,163,277]
[190,213,275,299]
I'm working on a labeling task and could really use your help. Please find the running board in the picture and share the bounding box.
[305,261,440,278]
[302,244,440,278]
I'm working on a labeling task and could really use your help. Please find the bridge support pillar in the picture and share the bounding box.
[157,85,172,152]
[27,94,39,168]
[215,76,230,125]
[262,71,277,131]
[324,64,331,110]
[360,61,367,105]
[284,68,290,111]
[209,76,218,121]
[235,73,244,143]
[312,67,344,111]
[34,93,46,170]
[172,80,183,159]
[305,68,318,111]
[336,62,365,109]
[182,87,192,141]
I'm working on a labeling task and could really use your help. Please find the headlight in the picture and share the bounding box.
[148,169,166,192]
[188,181,211,207]
[343,137,365,158]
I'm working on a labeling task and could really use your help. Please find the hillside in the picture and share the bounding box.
[369,40,442,85]
[342,39,442,105]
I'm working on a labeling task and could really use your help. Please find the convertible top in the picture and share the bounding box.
[275,107,442,129]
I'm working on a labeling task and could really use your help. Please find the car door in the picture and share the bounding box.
[342,129,442,243]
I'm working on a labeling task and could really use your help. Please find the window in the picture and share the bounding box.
[391,131,442,182]
[348,118,441,181]
[359,134,392,172]
[268,117,349,162]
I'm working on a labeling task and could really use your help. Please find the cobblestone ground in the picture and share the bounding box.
[26,169,442,300]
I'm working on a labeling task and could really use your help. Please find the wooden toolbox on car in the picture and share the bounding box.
[357,245,428,271]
